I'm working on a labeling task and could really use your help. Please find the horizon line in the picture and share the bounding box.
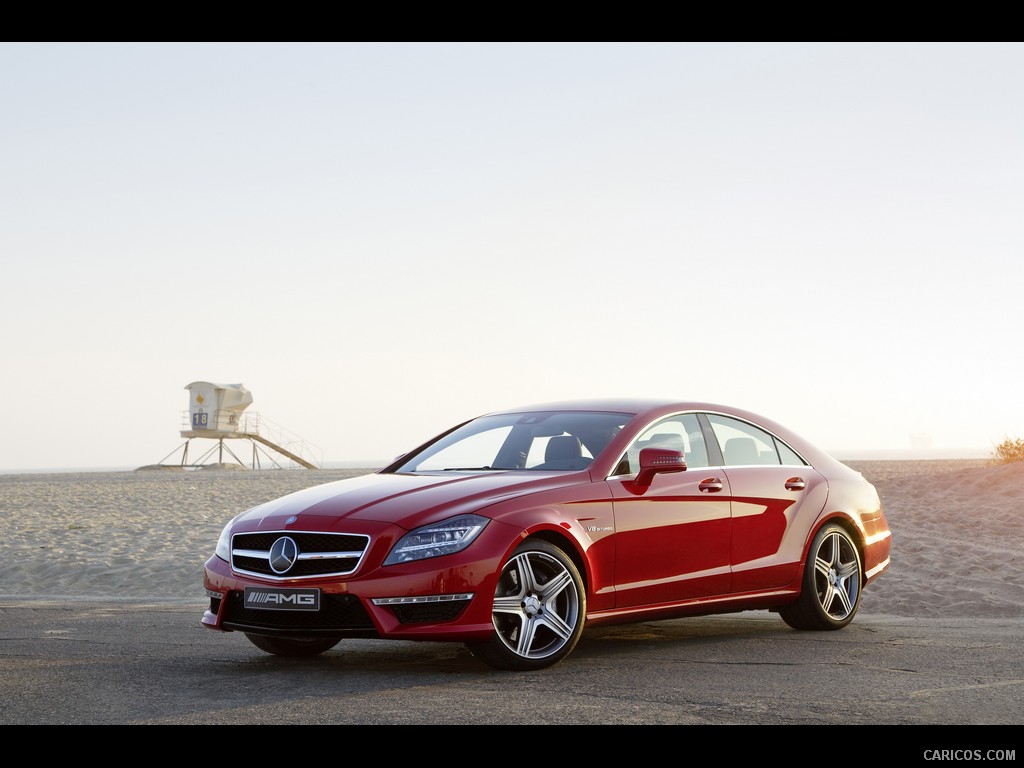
[0,447,995,475]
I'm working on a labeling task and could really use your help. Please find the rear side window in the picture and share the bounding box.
[775,439,806,466]
[707,414,801,466]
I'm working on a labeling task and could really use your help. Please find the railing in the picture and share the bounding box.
[179,411,324,469]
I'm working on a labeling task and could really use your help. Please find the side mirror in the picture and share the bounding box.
[634,447,687,486]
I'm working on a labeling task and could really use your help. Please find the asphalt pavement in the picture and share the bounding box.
[1,598,1021,752]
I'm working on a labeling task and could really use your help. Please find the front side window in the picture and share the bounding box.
[613,412,708,475]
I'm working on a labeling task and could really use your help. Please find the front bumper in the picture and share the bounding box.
[201,529,514,642]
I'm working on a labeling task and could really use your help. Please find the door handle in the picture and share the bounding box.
[699,478,724,493]
[785,477,806,491]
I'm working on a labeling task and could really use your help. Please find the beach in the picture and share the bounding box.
[1,459,1021,619]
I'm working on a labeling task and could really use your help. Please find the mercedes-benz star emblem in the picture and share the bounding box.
[269,536,299,574]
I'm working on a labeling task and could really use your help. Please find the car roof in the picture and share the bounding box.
[487,398,705,415]
[485,398,752,421]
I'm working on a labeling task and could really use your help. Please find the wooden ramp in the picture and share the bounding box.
[245,432,318,469]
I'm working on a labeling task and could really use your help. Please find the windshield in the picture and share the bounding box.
[392,411,631,473]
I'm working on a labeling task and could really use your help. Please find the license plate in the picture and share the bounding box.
[244,586,320,611]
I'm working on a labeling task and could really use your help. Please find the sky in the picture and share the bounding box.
[2,42,1022,471]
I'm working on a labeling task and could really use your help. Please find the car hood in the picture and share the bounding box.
[232,470,586,532]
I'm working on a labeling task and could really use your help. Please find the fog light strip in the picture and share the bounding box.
[372,593,473,606]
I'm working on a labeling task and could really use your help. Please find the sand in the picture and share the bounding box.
[1,459,1021,619]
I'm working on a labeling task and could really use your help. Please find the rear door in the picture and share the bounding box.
[703,413,828,592]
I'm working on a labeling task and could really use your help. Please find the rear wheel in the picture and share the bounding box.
[245,634,341,657]
[467,539,585,671]
[779,523,862,630]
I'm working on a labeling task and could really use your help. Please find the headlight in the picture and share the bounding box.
[214,521,233,562]
[383,514,489,565]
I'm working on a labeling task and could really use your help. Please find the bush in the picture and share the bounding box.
[991,437,1024,464]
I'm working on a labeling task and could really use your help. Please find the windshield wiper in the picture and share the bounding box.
[440,466,508,471]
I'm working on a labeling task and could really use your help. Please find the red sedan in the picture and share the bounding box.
[202,399,891,670]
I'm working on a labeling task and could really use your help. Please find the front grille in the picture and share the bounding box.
[221,591,378,636]
[231,530,370,580]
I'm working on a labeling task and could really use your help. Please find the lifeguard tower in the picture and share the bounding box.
[157,381,322,469]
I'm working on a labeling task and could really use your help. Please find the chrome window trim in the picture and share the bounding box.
[605,409,809,480]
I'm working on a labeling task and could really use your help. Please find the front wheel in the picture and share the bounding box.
[467,539,586,671]
[245,633,341,657]
[779,523,863,631]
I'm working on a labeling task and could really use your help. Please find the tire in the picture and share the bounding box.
[245,633,341,657]
[779,523,862,631]
[467,539,586,671]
